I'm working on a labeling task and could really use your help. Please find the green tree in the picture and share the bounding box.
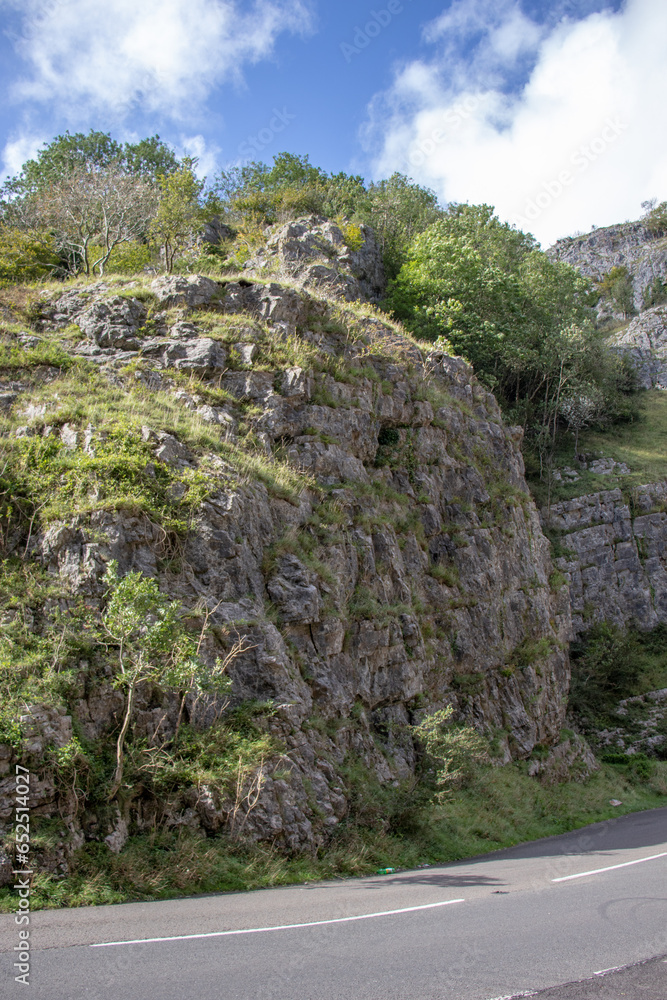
[641,198,667,235]
[149,166,205,272]
[2,130,179,199]
[597,265,635,317]
[361,174,444,278]
[413,707,488,799]
[385,203,634,446]
[100,562,211,800]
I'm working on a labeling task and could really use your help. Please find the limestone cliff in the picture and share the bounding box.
[0,230,569,866]
[548,221,667,315]
[542,485,667,636]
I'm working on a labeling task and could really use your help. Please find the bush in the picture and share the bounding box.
[597,266,635,316]
[87,241,155,275]
[642,200,667,235]
[570,622,643,715]
[385,203,633,451]
[643,276,667,310]
[0,227,60,283]
[413,707,488,797]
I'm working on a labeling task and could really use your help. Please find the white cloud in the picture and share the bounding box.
[1,132,46,181]
[2,0,313,119]
[365,0,667,246]
[177,134,223,178]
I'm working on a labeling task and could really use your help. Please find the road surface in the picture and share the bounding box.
[2,806,666,999]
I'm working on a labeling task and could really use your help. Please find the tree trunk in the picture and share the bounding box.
[108,679,136,801]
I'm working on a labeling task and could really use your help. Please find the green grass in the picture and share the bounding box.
[1,758,663,911]
[582,390,667,481]
[528,390,667,505]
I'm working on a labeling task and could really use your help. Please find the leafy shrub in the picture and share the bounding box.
[0,227,60,283]
[570,622,645,718]
[87,241,155,275]
[597,266,635,316]
[643,276,667,309]
[334,215,364,251]
[0,712,24,750]
[642,200,667,235]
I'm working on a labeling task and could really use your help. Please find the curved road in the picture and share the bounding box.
[2,807,666,999]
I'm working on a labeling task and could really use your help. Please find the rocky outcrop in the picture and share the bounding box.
[243,215,386,302]
[612,305,667,389]
[542,483,667,635]
[527,734,599,785]
[548,222,667,314]
[0,268,570,865]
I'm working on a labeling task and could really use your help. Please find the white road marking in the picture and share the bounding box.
[552,850,667,882]
[484,993,538,999]
[90,898,465,948]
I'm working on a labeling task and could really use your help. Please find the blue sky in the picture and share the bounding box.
[0,0,665,245]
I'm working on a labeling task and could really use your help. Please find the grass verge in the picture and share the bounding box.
[2,759,664,911]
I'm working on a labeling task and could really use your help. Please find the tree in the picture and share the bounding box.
[149,166,205,273]
[101,563,193,800]
[361,174,444,278]
[3,130,179,200]
[384,203,636,447]
[641,199,667,235]
[29,164,156,275]
[413,707,488,799]
[3,131,123,199]
[121,135,180,181]
[597,266,635,318]
[559,385,605,459]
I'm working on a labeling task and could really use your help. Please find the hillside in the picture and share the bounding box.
[1,211,666,908]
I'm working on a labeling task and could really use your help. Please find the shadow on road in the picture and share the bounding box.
[361,806,667,889]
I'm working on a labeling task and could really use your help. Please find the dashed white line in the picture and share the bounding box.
[552,850,667,882]
[90,898,465,948]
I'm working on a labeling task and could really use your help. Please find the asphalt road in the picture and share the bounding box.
[2,806,666,1000]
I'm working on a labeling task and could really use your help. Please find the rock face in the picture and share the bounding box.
[548,222,667,314]
[549,220,667,388]
[613,305,667,389]
[0,264,570,866]
[244,215,386,302]
[542,483,667,635]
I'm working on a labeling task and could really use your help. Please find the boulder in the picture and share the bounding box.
[151,274,222,309]
[77,295,147,349]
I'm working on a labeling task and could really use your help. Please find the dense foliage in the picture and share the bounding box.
[211,152,444,278]
[1,134,443,280]
[641,198,667,235]
[385,204,639,452]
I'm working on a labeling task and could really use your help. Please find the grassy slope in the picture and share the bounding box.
[528,390,667,506]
